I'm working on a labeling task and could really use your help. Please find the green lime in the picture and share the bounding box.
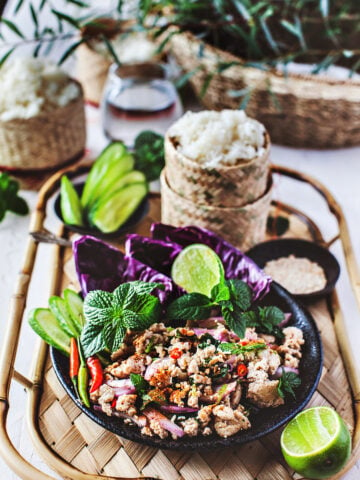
[281,406,351,479]
[171,244,224,297]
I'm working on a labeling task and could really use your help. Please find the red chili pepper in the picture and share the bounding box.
[69,338,80,399]
[170,348,182,359]
[86,356,104,394]
[111,398,117,409]
[237,363,248,377]
[240,340,249,346]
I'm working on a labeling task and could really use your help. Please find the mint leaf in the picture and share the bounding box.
[130,373,149,396]
[0,172,28,223]
[211,281,230,303]
[167,293,214,321]
[277,369,301,399]
[222,305,247,339]
[130,280,163,295]
[226,279,252,311]
[258,306,284,326]
[218,341,266,354]
[81,281,162,356]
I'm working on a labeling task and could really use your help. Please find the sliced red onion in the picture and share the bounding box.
[193,327,230,343]
[106,378,133,388]
[113,386,136,397]
[160,405,198,414]
[143,407,185,437]
[93,404,147,427]
[225,355,237,371]
[272,366,299,379]
[200,381,237,403]
[279,313,292,328]
[144,357,172,381]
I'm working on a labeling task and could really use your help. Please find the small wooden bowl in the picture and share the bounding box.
[54,182,149,239]
[246,238,340,300]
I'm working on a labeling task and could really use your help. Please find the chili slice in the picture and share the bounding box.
[87,356,104,394]
[237,363,248,377]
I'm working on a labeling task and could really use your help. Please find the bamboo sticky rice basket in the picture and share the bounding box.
[0,163,360,479]
[0,85,86,171]
[164,132,270,207]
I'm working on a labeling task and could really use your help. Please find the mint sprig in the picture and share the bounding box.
[218,342,267,355]
[277,369,301,399]
[81,281,163,357]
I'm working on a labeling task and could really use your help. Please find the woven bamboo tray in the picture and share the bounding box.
[0,163,360,480]
[168,31,360,149]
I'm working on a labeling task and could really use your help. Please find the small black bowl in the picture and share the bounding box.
[54,182,149,240]
[246,238,340,300]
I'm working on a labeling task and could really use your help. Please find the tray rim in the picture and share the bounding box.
[0,163,359,480]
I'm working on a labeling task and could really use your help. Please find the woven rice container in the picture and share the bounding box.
[161,168,272,251]
[169,30,360,149]
[165,130,270,208]
[0,87,86,171]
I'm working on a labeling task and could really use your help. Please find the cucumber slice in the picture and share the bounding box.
[28,308,71,356]
[89,183,147,233]
[88,170,146,219]
[63,289,84,330]
[49,296,80,337]
[81,142,134,210]
[60,176,84,226]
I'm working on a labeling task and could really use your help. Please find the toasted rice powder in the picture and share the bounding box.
[264,255,327,294]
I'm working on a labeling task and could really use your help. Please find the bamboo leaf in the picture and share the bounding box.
[39,0,47,11]
[65,0,90,7]
[33,42,42,57]
[200,73,213,98]
[175,66,201,88]
[0,47,16,67]
[101,35,121,66]
[260,18,280,55]
[58,38,85,65]
[14,0,25,14]
[51,9,80,29]
[29,3,39,37]
[239,89,253,110]
[228,87,252,98]
[0,18,25,39]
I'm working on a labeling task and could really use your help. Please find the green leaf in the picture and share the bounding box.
[319,0,329,17]
[200,73,213,98]
[103,322,126,352]
[258,306,285,326]
[167,293,214,321]
[0,47,15,67]
[175,67,201,89]
[84,290,114,324]
[211,281,230,303]
[134,130,165,182]
[51,9,80,29]
[101,35,121,66]
[58,38,86,65]
[81,322,106,358]
[130,373,149,396]
[66,0,89,7]
[29,3,39,31]
[14,0,25,14]
[0,18,25,39]
[226,279,252,311]
[129,280,163,296]
[222,305,247,339]
[277,369,301,399]
[218,341,266,355]
[7,196,29,215]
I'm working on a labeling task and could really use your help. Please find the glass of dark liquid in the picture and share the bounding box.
[101,62,183,146]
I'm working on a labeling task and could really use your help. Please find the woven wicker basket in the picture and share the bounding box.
[161,168,272,251]
[0,85,86,171]
[165,130,270,207]
[169,31,360,149]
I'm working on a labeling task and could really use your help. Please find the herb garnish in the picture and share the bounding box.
[198,333,220,349]
[218,342,267,355]
[277,368,301,399]
[130,373,149,396]
[0,172,29,222]
[134,130,165,182]
[167,277,285,339]
[81,281,163,357]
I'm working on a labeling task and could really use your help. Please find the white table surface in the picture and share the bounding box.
[0,105,360,479]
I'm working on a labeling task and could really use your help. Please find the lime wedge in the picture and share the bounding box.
[281,406,351,479]
[171,244,224,297]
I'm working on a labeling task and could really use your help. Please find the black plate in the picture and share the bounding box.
[54,182,149,240]
[247,239,340,301]
[51,282,323,451]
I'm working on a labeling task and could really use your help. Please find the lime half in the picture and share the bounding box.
[281,406,351,479]
[171,244,224,297]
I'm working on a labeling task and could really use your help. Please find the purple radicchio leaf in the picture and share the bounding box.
[150,223,271,301]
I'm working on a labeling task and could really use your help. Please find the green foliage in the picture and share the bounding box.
[81,281,163,356]
[134,131,165,182]
[277,368,302,399]
[0,173,29,222]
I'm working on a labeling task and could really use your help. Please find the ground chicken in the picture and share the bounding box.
[278,327,304,368]
[111,354,151,378]
[98,384,115,416]
[213,405,251,438]
[115,394,137,416]
[170,387,189,406]
[258,349,281,375]
[247,379,284,408]
[182,418,199,436]
[187,388,201,408]
[149,419,168,439]
[198,405,214,426]
[149,368,172,388]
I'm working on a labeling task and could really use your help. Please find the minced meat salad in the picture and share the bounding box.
[91,319,304,439]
